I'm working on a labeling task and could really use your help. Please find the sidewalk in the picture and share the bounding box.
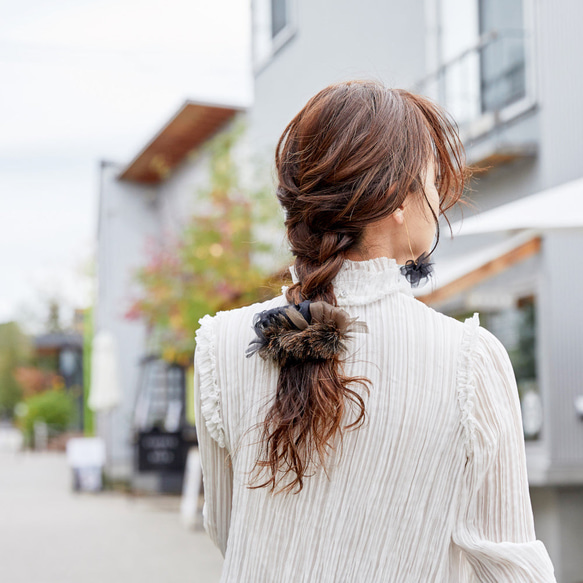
[0,449,224,583]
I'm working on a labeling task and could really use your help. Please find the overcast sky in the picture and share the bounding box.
[0,0,251,330]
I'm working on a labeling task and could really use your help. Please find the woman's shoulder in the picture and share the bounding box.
[399,293,481,340]
[196,293,289,351]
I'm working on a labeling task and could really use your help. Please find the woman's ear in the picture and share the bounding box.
[392,206,405,225]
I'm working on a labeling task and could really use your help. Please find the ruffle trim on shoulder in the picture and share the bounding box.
[195,313,227,450]
[457,312,481,458]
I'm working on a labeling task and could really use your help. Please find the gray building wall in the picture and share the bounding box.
[157,140,214,236]
[537,0,583,190]
[96,162,160,480]
[542,230,583,474]
[249,0,427,165]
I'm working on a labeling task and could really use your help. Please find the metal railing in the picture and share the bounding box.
[413,28,534,133]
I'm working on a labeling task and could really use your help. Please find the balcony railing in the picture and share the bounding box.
[413,28,536,141]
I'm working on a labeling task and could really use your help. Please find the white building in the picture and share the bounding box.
[95,101,248,489]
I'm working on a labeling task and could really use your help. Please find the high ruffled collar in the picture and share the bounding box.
[286,256,414,306]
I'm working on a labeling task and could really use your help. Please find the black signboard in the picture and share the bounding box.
[137,428,186,472]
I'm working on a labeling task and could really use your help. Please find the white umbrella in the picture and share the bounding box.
[88,330,121,412]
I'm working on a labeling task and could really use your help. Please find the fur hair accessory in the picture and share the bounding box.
[245,299,369,366]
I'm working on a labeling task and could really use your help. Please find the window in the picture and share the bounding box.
[481,295,542,441]
[454,294,542,441]
[271,0,288,39]
[419,0,535,133]
[252,0,297,73]
[479,0,527,113]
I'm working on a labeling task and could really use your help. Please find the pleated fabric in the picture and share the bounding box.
[192,256,556,582]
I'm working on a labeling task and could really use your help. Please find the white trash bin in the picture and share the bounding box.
[66,437,106,492]
[180,447,202,529]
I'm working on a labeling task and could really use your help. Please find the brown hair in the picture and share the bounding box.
[247,79,473,495]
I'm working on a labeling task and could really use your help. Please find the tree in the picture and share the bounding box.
[126,118,286,365]
[0,322,32,419]
[46,299,63,333]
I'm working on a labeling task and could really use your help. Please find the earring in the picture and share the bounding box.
[399,214,434,288]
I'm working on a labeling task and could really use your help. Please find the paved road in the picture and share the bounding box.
[0,449,224,583]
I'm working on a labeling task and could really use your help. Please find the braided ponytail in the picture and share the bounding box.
[247,226,370,495]
[246,80,470,494]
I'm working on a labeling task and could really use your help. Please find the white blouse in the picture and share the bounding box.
[192,256,557,582]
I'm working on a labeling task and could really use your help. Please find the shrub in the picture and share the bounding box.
[18,388,75,446]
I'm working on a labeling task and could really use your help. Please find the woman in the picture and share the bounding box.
[193,80,556,582]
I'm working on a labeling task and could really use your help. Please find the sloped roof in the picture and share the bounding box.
[34,332,83,350]
[414,229,542,303]
[118,100,244,184]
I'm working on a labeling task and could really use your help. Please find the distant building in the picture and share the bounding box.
[96,101,248,491]
[34,330,84,432]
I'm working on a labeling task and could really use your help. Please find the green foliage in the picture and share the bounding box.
[126,117,283,364]
[508,298,537,382]
[83,306,95,436]
[18,387,75,445]
[0,321,32,419]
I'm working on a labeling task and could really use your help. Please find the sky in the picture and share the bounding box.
[0,0,252,331]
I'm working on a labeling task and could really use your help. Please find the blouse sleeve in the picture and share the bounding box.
[193,314,233,557]
[452,316,556,582]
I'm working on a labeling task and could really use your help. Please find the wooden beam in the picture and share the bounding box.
[416,236,541,305]
[467,144,538,176]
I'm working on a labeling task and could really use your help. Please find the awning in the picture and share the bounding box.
[450,175,583,235]
[414,174,583,304]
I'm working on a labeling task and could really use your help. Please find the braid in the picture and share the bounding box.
[286,229,355,304]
